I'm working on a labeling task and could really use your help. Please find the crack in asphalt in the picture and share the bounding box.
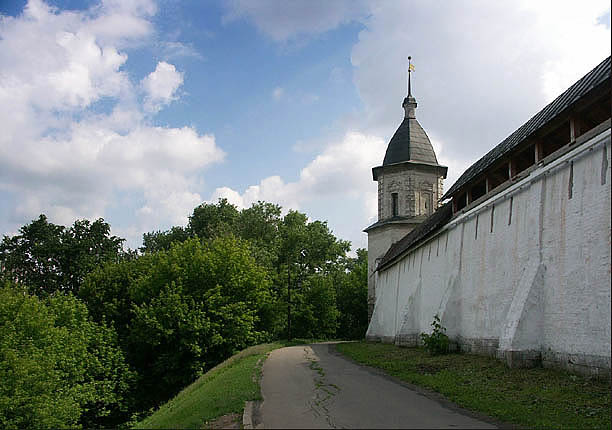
[304,347,342,429]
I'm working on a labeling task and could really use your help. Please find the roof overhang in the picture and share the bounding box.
[363,216,425,233]
[441,56,611,201]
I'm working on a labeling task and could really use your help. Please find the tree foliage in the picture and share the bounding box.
[189,198,240,241]
[141,226,190,254]
[0,215,123,296]
[335,248,369,339]
[1,202,370,425]
[0,282,133,429]
[81,236,272,408]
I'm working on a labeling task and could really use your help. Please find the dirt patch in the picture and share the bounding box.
[203,412,241,429]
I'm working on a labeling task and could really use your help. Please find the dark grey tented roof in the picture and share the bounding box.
[383,117,439,165]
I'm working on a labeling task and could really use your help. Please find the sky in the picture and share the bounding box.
[0,0,610,251]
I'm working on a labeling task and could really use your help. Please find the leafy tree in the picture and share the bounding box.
[188,198,239,240]
[0,282,134,429]
[290,274,339,339]
[60,218,124,292]
[141,226,190,253]
[335,249,369,339]
[0,215,123,296]
[238,201,282,269]
[81,236,272,408]
[79,253,155,339]
[0,215,64,294]
[279,211,350,276]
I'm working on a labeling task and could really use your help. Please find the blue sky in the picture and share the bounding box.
[0,0,610,250]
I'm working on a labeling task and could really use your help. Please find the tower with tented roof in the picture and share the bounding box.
[364,57,448,321]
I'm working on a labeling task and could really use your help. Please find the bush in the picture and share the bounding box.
[420,314,449,355]
[81,236,273,409]
[0,282,133,429]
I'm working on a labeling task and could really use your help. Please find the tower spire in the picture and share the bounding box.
[408,56,413,97]
[402,56,417,119]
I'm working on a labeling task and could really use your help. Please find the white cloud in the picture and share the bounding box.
[158,41,204,60]
[3,0,610,254]
[211,132,385,248]
[141,61,184,112]
[0,0,223,248]
[215,0,610,250]
[349,0,611,184]
[222,0,369,42]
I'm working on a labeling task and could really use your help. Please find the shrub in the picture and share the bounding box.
[420,314,449,355]
[0,282,133,429]
[81,236,272,409]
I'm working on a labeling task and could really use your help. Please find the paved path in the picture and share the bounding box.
[259,343,496,429]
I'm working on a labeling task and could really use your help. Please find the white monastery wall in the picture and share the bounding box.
[367,224,415,316]
[367,128,611,375]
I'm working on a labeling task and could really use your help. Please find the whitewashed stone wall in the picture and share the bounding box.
[367,128,611,376]
[367,223,416,316]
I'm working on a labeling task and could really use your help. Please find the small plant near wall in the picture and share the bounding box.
[420,314,449,355]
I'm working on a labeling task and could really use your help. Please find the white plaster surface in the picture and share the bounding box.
[367,128,612,373]
[367,223,416,313]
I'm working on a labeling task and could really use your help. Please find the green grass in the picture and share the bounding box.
[337,342,611,429]
[135,343,283,429]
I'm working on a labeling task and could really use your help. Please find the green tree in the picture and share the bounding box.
[188,198,239,240]
[60,218,124,292]
[137,200,360,341]
[0,282,134,429]
[0,215,123,296]
[335,248,369,339]
[290,274,339,339]
[81,236,272,409]
[0,215,64,294]
[279,211,350,276]
[238,201,282,269]
[141,226,190,253]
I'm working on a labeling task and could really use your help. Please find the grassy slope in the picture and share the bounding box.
[135,343,283,429]
[337,342,611,429]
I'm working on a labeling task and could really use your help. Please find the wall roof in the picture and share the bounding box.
[377,201,453,271]
[442,56,611,200]
[377,56,611,272]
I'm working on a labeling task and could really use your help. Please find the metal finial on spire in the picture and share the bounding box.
[407,56,413,97]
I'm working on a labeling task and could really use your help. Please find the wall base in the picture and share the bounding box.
[498,349,542,368]
[395,333,418,347]
[542,350,611,378]
[457,336,499,357]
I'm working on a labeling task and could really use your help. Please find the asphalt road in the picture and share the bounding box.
[258,343,496,429]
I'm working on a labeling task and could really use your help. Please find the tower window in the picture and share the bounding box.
[392,193,399,217]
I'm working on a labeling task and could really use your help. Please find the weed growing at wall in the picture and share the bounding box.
[420,314,449,355]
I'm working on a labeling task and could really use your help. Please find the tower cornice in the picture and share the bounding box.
[372,160,448,181]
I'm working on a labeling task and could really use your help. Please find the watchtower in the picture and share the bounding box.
[364,58,448,320]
